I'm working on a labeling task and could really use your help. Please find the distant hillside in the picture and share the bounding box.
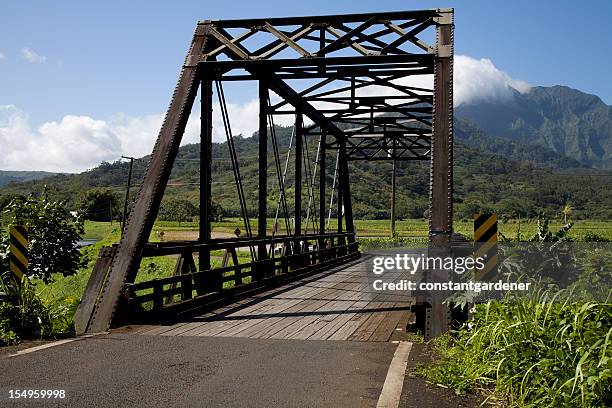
[0,170,58,187]
[1,124,610,220]
[456,86,612,168]
[454,118,585,169]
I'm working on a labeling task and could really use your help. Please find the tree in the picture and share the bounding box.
[158,198,198,225]
[211,201,225,221]
[78,188,121,222]
[1,188,86,283]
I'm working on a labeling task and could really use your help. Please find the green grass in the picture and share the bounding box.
[416,289,612,407]
[147,218,612,241]
[34,222,122,306]
[82,220,117,240]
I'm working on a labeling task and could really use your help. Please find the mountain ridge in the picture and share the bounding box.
[456,85,612,168]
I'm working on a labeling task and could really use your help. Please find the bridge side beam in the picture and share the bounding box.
[429,10,454,244]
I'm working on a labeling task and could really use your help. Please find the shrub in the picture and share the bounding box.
[0,276,52,346]
[1,187,86,283]
[0,274,75,346]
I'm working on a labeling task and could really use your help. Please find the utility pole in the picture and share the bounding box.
[121,156,135,235]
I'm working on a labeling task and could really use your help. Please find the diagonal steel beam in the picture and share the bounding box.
[81,25,213,334]
[316,17,375,56]
[264,23,313,57]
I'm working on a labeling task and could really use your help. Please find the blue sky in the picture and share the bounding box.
[1,0,611,172]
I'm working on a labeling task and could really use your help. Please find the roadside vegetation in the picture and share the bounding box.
[415,218,612,407]
[0,190,84,346]
[417,290,611,407]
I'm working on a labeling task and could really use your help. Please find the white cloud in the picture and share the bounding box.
[0,52,5,60]
[350,55,530,107]
[0,102,290,173]
[0,55,528,173]
[454,55,530,106]
[1,106,121,172]
[21,47,46,63]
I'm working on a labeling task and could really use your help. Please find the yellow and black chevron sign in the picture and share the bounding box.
[474,213,497,281]
[9,225,29,280]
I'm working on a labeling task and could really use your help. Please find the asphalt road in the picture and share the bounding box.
[0,334,397,408]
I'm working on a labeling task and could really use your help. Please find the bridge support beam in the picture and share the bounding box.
[294,113,302,240]
[426,10,454,340]
[258,80,268,279]
[199,77,213,293]
[429,11,454,245]
[319,133,326,254]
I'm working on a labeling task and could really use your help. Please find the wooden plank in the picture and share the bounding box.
[298,299,357,339]
[129,255,422,342]
[248,298,325,339]
[390,307,416,342]
[260,299,331,339]
[288,298,355,340]
[347,301,392,342]
[213,298,304,337]
[235,297,322,338]
[140,323,186,336]
[216,283,339,338]
[307,300,369,340]
[369,302,410,342]
[178,280,327,336]
[181,297,282,336]
[327,301,383,341]
[267,291,345,340]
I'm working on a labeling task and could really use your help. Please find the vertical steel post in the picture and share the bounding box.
[258,80,268,277]
[426,9,454,341]
[319,132,326,255]
[337,151,344,254]
[294,113,303,239]
[429,9,454,244]
[337,157,343,235]
[199,78,214,292]
[390,159,396,237]
[339,141,355,244]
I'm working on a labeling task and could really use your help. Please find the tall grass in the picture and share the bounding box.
[0,275,75,346]
[417,289,611,407]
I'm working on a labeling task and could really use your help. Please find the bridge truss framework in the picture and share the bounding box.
[75,9,455,339]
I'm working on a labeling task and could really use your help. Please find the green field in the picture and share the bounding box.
[35,218,612,307]
[154,217,612,241]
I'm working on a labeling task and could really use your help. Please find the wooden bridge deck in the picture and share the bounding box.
[125,255,416,342]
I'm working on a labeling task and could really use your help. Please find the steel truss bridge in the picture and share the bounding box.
[75,8,455,340]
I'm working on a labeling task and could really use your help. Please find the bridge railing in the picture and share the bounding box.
[119,232,359,321]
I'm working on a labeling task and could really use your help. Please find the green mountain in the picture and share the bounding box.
[0,170,58,187]
[1,123,610,220]
[454,118,585,169]
[456,86,612,168]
